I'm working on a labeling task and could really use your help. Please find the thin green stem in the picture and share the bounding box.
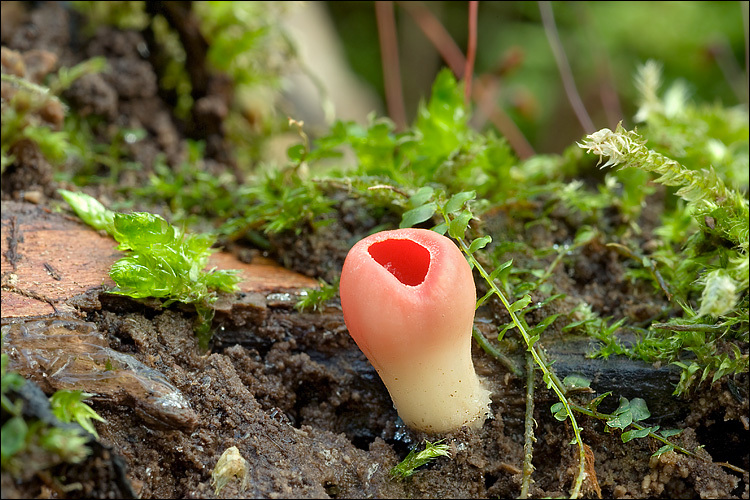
[520,353,536,499]
[535,243,569,286]
[456,232,586,498]
[651,323,727,333]
[472,327,522,376]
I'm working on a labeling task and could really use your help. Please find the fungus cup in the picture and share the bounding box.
[340,228,491,433]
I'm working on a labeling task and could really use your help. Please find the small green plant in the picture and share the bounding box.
[390,439,451,479]
[577,123,749,393]
[70,1,296,165]
[551,382,687,459]
[0,54,145,190]
[59,189,241,349]
[1,347,93,477]
[136,141,244,226]
[294,279,338,313]
[49,390,106,439]
[230,166,336,238]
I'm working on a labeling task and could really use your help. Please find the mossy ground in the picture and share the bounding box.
[1,3,747,499]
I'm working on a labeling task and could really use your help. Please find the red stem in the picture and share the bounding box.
[397,1,466,78]
[398,0,535,158]
[375,1,408,130]
[474,78,536,159]
[464,1,479,106]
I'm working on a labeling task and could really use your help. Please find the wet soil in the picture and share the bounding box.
[1,3,748,499]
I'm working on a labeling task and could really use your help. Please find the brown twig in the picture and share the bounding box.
[464,1,479,106]
[397,1,466,77]
[473,77,536,159]
[399,3,535,158]
[538,1,595,134]
[375,1,407,131]
[519,353,536,499]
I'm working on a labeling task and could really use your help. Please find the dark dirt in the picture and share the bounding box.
[1,2,748,499]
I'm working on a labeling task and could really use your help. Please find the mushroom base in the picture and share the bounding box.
[377,344,491,434]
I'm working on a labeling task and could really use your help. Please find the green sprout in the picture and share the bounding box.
[1,347,93,476]
[294,279,338,313]
[390,439,452,479]
[59,189,241,348]
[1,57,107,176]
[1,349,27,467]
[577,124,749,393]
[49,390,106,439]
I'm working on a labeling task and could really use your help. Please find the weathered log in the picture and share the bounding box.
[1,200,318,320]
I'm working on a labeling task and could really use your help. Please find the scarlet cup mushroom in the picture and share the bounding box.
[340,228,491,433]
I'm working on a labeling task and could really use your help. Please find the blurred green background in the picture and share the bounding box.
[324,1,747,153]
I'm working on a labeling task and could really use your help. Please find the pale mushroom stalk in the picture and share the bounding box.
[340,228,491,433]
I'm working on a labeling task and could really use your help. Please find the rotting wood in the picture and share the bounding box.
[1,200,318,320]
[3,318,199,431]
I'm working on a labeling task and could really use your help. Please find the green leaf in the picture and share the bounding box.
[431,221,448,235]
[414,69,467,160]
[50,390,105,439]
[203,269,242,294]
[390,439,452,479]
[488,259,514,283]
[659,429,683,438]
[476,289,495,309]
[528,333,541,347]
[448,210,473,239]
[607,412,633,430]
[58,189,115,233]
[497,321,515,341]
[287,144,306,163]
[587,391,612,411]
[294,279,339,312]
[621,426,653,443]
[607,397,635,429]
[467,235,492,254]
[529,313,561,336]
[112,212,176,250]
[494,259,514,276]
[1,416,28,461]
[400,202,437,228]
[551,402,569,421]
[38,427,90,464]
[562,317,596,332]
[613,396,630,414]
[444,191,476,214]
[629,398,651,422]
[509,294,532,313]
[573,226,598,246]
[563,374,591,391]
[409,186,435,207]
[109,254,181,299]
[652,444,674,458]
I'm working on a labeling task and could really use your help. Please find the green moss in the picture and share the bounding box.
[59,190,241,349]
